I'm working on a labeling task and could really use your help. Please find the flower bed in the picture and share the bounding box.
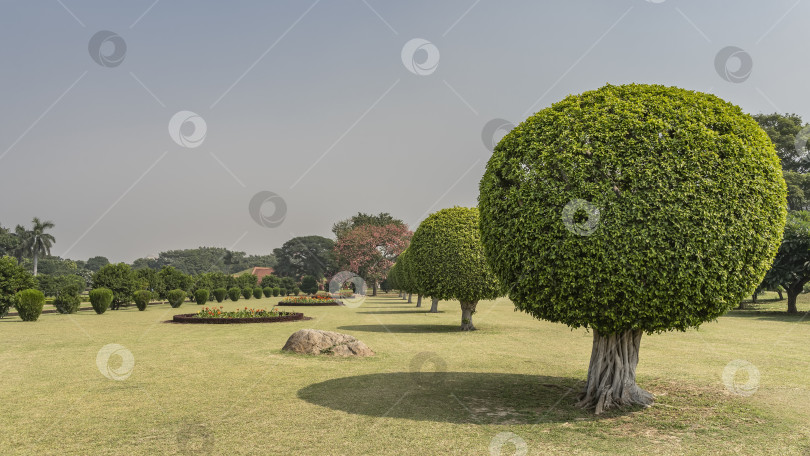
[277,296,343,306]
[173,306,304,324]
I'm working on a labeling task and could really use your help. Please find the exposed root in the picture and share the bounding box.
[576,329,654,414]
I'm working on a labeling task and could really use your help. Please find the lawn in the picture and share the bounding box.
[1,292,808,455]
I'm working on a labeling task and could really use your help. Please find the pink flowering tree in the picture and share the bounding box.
[334,223,412,295]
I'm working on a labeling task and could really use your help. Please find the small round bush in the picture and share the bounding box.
[167,289,186,308]
[262,287,272,298]
[53,285,81,314]
[278,288,286,296]
[195,289,210,305]
[228,287,240,301]
[272,287,280,297]
[241,288,252,299]
[252,287,262,299]
[213,288,227,303]
[89,288,113,314]
[15,289,45,321]
[134,290,151,311]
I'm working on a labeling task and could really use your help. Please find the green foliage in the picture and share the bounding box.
[228,287,240,301]
[92,263,138,309]
[478,84,788,334]
[157,266,191,297]
[213,288,227,302]
[134,268,164,298]
[279,288,286,296]
[260,274,278,288]
[273,236,336,279]
[0,256,37,317]
[241,288,252,299]
[36,273,85,297]
[85,256,109,272]
[236,273,258,289]
[760,211,810,289]
[252,287,262,299]
[167,289,186,308]
[752,112,808,172]
[53,284,81,314]
[194,289,210,305]
[273,287,280,297]
[89,288,113,314]
[332,212,405,239]
[134,290,151,311]
[408,207,501,303]
[300,275,318,295]
[262,287,272,297]
[14,289,45,321]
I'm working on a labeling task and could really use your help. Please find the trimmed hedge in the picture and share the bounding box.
[228,287,240,301]
[262,287,272,298]
[53,285,81,314]
[272,287,280,297]
[252,287,262,299]
[167,289,186,308]
[89,288,113,314]
[15,289,45,321]
[134,290,151,311]
[195,289,210,305]
[213,288,227,303]
[241,288,252,299]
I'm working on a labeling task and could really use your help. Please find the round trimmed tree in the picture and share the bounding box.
[478,84,787,413]
[409,207,502,330]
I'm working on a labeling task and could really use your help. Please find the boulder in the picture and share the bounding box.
[282,329,374,357]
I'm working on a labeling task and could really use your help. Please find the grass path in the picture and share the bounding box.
[0,292,808,455]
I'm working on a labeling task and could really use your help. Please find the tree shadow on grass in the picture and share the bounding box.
[298,372,638,424]
[356,310,444,315]
[723,310,809,323]
[337,324,459,333]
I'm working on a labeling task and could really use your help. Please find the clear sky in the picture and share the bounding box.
[0,0,806,262]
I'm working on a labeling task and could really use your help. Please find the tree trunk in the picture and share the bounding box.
[429,298,439,313]
[737,300,746,310]
[416,294,422,308]
[751,293,757,303]
[576,329,654,414]
[407,293,412,303]
[777,289,783,300]
[402,291,407,300]
[398,291,402,298]
[33,252,38,276]
[460,301,478,331]
[372,282,377,296]
[787,289,799,314]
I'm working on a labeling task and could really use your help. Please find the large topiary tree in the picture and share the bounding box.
[479,84,787,413]
[409,207,502,330]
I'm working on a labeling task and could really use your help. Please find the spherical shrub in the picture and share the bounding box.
[89,288,113,314]
[133,290,151,311]
[479,83,787,334]
[253,287,262,299]
[272,287,280,297]
[195,289,210,305]
[278,288,286,296]
[213,288,227,303]
[167,289,186,308]
[262,287,272,298]
[241,288,252,299]
[53,285,81,314]
[14,289,45,321]
[300,275,318,295]
[228,287,240,301]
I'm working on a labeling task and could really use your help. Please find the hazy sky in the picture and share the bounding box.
[1,0,807,262]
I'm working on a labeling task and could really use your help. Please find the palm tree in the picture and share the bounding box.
[16,218,55,276]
